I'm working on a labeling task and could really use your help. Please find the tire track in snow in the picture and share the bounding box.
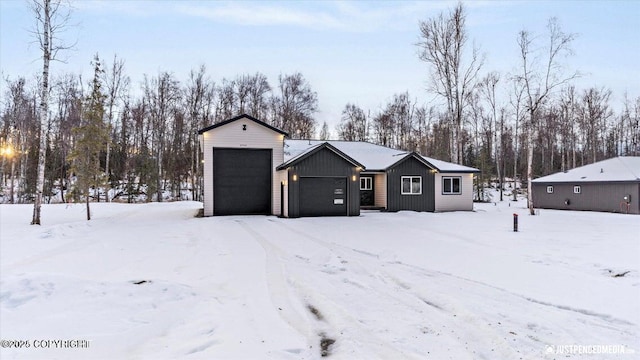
[393,259,637,328]
[234,219,317,354]
[268,219,522,359]
[239,219,421,358]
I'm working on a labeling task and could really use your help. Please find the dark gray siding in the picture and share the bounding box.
[532,181,640,214]
[386,157,435,212]
[286,147,360,218]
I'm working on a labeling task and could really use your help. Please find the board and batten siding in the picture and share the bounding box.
[386,157,435,212]
[434,173,474,211]
[284,147,360,217]
[201,118,285,216]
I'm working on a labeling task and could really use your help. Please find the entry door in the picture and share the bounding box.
[360,176,374,206]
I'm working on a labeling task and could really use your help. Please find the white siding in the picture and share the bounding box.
[201,117,285,216]
[374,173,387,208]
[434,173,474,211]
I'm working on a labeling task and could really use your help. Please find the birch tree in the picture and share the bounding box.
[417,2,482,164]
[29,0,73,224]
[517,17,578,215]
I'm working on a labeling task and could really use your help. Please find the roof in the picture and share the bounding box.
[198,114,288,136]
[276,142,364,170]
[284,140,479,173]
[532,156,640,183]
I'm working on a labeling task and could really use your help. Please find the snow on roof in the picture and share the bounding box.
[284,140,479,172]
[421,156,479,173]
[277,142,363,170]
[532,156,640,183]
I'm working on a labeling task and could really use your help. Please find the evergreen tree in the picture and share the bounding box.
[69,54,109,220]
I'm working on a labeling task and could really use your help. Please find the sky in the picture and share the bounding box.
[1,0,639,134]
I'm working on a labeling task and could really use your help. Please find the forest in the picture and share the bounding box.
[1,1,639,218]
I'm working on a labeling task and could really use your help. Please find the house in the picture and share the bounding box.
[199,114,479,217]
[284,140,478,213]
[531,156,640,214]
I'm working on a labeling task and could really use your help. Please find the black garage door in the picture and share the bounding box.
[299,177,347,217]
[213,148,272,215]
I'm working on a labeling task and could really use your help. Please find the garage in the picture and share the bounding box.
[277,143,363,218]
[299,177,347,217]
[213,148,272,215]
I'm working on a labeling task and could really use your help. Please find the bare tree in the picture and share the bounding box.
[417,2,483,164]
[29,0,73,224]
[184,65,215,201]
[102,54,129,202]
[337,103,368,141]
[479,72,503,200]
[143,72,181,202]
[516,17,579,215]
[508,77,526,201]
[577,87,612,163]
[319,121,329,140]
[273,73,317,138]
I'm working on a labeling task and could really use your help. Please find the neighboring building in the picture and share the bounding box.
[531,157,640,215]
[199,114,479,218]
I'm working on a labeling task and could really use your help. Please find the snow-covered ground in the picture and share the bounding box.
[1,196,638,359]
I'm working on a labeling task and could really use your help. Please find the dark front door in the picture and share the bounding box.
[360,176,374,206]
[299,177,347,217]
[213,148,272,215]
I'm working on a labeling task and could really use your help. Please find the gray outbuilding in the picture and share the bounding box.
[531,156,640,214]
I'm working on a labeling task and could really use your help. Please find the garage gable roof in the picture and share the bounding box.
[276,142,364,170]
[198,114,288,136]
[532,156,640,183]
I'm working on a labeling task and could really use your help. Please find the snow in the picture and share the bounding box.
[532,156,640,183]
[1,196,638,359]
[284,140,478,172]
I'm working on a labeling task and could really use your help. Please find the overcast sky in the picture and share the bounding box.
[1,0,639,133]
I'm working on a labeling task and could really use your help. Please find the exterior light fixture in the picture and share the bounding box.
[292,174,298,181]
[352,175,357,182]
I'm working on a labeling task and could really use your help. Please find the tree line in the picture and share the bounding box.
[0,1,638,220]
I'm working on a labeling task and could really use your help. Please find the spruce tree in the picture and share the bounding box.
[69,54,109,220]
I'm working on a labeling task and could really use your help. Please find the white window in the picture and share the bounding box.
[360,177,372,190]
[547,186,554,194]
[573,185,581,194]
[442,176,461,195]
[401,176,422,195]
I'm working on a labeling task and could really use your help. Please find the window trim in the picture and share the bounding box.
[547,185,554,194]
[573,185,581,194]
[360,177,372,191]
[401,176,422,195]
[442,176,462,195]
